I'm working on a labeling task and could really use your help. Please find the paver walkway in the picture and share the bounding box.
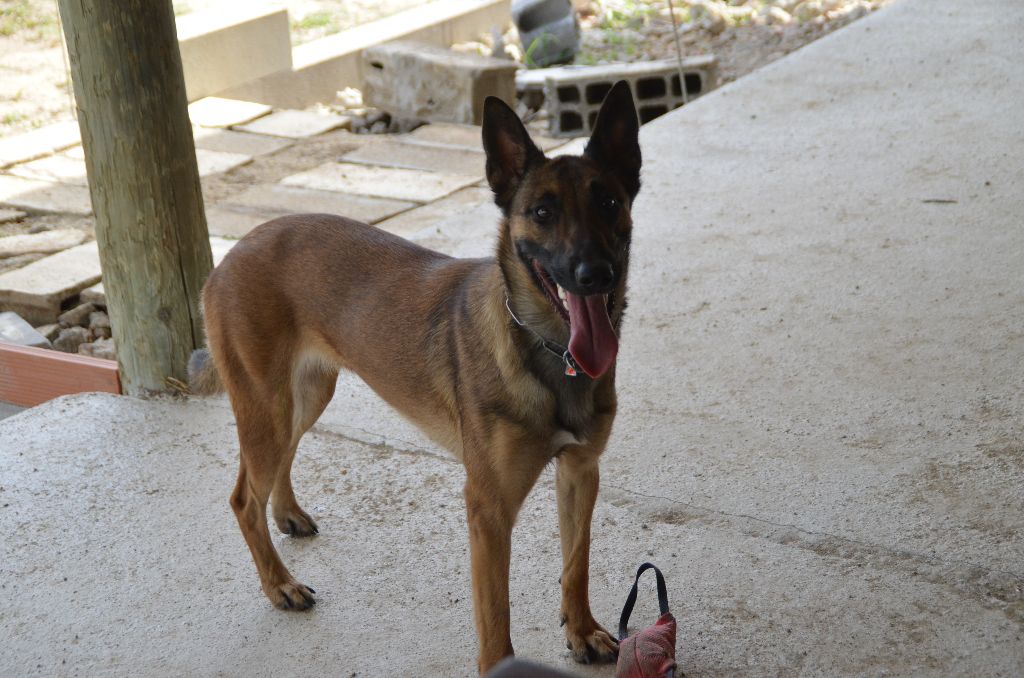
[0,99,560,319]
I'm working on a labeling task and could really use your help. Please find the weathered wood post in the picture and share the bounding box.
[58,0,212,395]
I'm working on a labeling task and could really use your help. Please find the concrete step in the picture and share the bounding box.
[280,162,479,203]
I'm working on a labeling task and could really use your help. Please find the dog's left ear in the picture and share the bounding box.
[482,96,545,212]
[585,80,642,201]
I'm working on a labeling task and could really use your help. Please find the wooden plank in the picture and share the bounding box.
[0,343,121,407]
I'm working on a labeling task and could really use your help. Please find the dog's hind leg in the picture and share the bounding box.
[222,348,317,611]
[271,352,338,537]
[556,415,618,663]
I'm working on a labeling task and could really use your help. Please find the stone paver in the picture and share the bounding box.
[234,110,351,139]
[0,120,81,169]
[0,311,51,348]
[193,127,294,157]
[342,139,485,177]
[205,206,283,239]
[75,237,238,307]
[188,97,272,128]
[0,175,92,216]
[227,184,415,225]
[196,148,252,176]
[375,186,495,239]
[0,229,86,258]
[8,153,88,186]
[281,162,479,203]
[0,208,26,224]
[409,121,567,152]
[0,242,100,324]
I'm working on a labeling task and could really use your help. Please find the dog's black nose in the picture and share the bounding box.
[574,260,614,292]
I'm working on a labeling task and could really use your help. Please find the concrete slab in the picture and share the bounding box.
[7,152,88,186]
[193,127,294,157]
[1,393,1021,677]
[78,282,105,307]
[281,162,480,203]
[0,228,86,258]
[196,148,253,177]
[205,206,282,239]
[375,185,497,240]
[0,1,1022,676]
[227,184,415,225]
[341,139,485,177]
[188,97,273,128]
[409,122,567,153]
[0,208,27,224]
[0,120,81,169]
[0,242,100,324]
[0,175,92,216]
[235,110,351,139]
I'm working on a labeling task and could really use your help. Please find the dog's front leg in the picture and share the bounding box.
[464,424,549,674]
[557,445,618,664]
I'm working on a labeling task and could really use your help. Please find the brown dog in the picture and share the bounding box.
[189,80,641,673]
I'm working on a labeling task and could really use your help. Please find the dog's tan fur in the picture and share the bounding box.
[191,82,641,673]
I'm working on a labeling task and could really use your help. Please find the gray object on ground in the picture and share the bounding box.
[362,41,519,125]
[0,311,52,348]
[513,0,579,67]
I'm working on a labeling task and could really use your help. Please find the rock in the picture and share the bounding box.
[793,1,823,21]
[0,311,52,348]
[26,223,50,233]
[88,311,111,339]
[35,323,61,342]
[765,6,793,24]
[369,120,389,135]
[58,302,95,328]
[53,326,90,353]
[0,229,87,259]
[78,337,116,360]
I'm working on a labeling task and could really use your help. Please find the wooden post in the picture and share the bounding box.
[58,0,212,395]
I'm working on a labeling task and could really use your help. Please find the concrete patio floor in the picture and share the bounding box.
[2,0,1022,675]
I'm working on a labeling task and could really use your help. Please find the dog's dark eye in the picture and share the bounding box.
[601,197,618,212]
[533,206,553,223]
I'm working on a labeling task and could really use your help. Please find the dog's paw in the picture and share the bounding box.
[273,507,319,537]
[564,623,618,664]
[266,580,317,611]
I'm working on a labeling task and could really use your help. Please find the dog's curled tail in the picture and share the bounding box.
[187,348,224,395]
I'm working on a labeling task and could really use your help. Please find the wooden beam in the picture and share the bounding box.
[58,0,213,395]
[0,343,121,407]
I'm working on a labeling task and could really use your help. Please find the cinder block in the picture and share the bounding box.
[362,41,519,125]
[177,6,293,102]
[530,56,718,137]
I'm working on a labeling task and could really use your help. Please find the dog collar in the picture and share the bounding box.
[505,295,580,377]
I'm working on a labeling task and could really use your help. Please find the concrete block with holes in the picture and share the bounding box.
[362,41,519,125]
[537,56,718,137]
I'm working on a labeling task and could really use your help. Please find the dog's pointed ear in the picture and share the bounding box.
[482,96,544,212]
[585,81,642,201]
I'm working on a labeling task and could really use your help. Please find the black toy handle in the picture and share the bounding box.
[617,562,670,641]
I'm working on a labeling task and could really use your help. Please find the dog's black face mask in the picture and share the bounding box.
[483,82,642,378]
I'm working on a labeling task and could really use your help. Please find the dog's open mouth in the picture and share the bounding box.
[530,259,619,378]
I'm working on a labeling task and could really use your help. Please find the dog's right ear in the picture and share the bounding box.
[482,97,544,213]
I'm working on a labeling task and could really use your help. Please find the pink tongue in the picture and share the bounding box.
[566,292,619,378]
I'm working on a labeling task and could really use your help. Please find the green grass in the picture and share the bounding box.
[0,0,59,41]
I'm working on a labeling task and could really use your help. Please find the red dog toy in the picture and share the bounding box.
[616,563,677,678]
